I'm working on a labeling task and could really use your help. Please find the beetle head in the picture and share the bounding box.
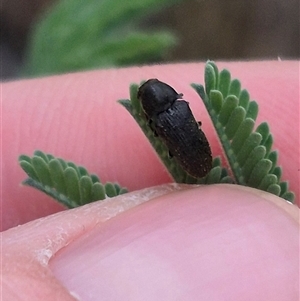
[138,79,183,119]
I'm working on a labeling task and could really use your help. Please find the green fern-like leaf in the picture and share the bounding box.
[19,151,128,208]
[23,0,179,76]
[119,85,231,185]
[192,61,295,203]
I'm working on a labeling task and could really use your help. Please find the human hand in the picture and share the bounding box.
[2,61,299,300]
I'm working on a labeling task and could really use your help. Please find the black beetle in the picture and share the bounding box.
[137,78,212,178]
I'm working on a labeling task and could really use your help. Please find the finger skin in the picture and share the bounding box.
[2,61,299,230]
[2,185,299,300]
[1,184,189,301]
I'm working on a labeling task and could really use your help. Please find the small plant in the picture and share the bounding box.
[192,61,294,202]
[19,151,127,209]
[22,0,180,76]
[19,62,295,207]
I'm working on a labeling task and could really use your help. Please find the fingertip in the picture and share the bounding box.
[49,184,298,300]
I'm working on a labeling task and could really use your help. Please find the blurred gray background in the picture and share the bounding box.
[1,0,299,80]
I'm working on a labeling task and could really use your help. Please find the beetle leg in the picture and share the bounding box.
[177,93,184,99]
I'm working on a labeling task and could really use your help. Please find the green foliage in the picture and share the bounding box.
[19,150,127,208]
[119,85,232,185]
[192,61,295,202]
[23,0,179,76]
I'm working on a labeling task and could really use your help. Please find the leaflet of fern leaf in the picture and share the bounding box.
[204,166,222,184]
[34,150,50,162]
[225,107,246,139]
[48,159,67,195]
[272,166,282,181]
[91,174,101,183]
[279,181,288,195]
[19,154,32,164]
[236,132,262,166]
[57,158,67,169]
[218,95,238,126]
[130,84,142,113]
[231,118,255,154]
[46,153,55,161]
[258,174,278,190]
[78,166,89,177]
[32,156,53,187]
[267,151,278,173]
[209,90,223,114]
[267,184,281,196]
[105,182,117,197]
[218,69,231,98]
[66,162,80,176]
[246,101,258,120]
[119,188,128,194]
[19,157,39,182]
[242,146,266,182]
[228,79,241,97]
[212,156,221,167]
[114,183,121,194]
[205,63,217,95]
[238,89,250,110]
[256,122,270,143]
[248,159,273,187]
[208,61,219,86]
[281,191,295,202]
[263,134,273,155]
[64,167,81,204]
[221,176,234,183]
[91,183,106,201]
[79,176,93,204]
[192,84,206,103]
